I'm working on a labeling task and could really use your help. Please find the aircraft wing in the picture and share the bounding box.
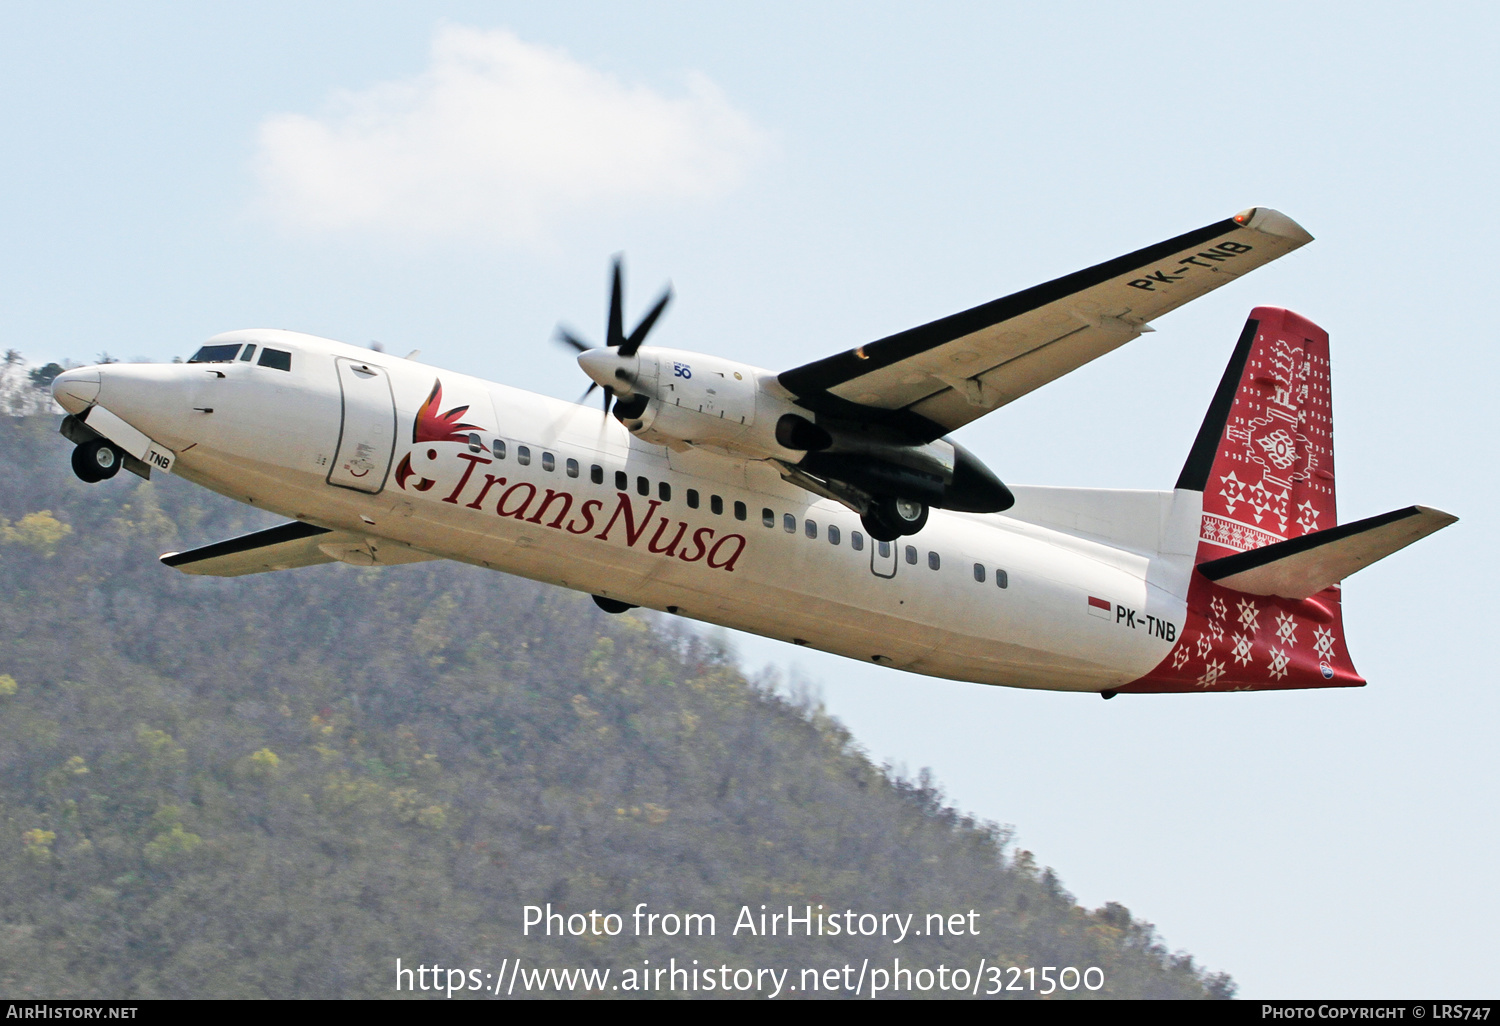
[161,521,436,577]
[777,207,1313,440]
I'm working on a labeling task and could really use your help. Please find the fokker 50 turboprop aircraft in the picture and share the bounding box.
[51,208,1455,696]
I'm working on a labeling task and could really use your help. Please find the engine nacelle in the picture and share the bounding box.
[568,261,1010,530]
[582,345,1012,516]
[795,436,1012,514]
[607,347,803,460]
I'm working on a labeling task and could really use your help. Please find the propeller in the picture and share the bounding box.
[554,256,672,417]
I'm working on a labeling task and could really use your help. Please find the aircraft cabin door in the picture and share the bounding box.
[870,537,898,579]
[328,358,397,494]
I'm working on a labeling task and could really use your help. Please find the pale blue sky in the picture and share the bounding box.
[3,2,1494,997]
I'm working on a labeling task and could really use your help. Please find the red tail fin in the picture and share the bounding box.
[1125,308,1363,693]
[1178,306,1337,558]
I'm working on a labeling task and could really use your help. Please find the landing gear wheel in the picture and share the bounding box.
[71,440,121,483]
[861,496,929,540]
[860,511,900,542]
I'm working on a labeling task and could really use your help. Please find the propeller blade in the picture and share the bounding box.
[607,257,625,349]
[596,387,614,446]
[556,327,594,353]
[558,255,671,424]
[619,286,673,357]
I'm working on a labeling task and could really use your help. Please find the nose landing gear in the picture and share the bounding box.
[71,439,123,483]
[860,496,930,541]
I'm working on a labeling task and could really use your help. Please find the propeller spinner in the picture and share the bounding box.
[554,256,672,418]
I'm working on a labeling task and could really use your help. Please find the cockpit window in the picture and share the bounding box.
[239,344,257,362]
[258,348,292,371]
[188,344,241,363]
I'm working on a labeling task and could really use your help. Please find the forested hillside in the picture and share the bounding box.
[0,411,1232,999]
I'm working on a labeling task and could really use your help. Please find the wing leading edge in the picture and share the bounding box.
[778,207,1313,440]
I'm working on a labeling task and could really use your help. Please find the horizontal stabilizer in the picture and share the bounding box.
[161,522,437,577]
[1197,506,1457,599]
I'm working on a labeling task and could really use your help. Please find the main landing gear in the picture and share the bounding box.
[860,496,929,542]
[71,439,123,483]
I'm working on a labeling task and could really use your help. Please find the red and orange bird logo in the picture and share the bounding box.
[395,380,488,491]
[413,379,485,444]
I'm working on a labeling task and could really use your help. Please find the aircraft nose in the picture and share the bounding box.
[86,363,202,451]
[52,367,101,414]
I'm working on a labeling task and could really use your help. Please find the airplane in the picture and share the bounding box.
[48,207,1456,697]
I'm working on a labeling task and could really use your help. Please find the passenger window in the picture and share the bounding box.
[566,458,579,478]
[542,452,555,472]
[493,439,507,459]
[783,513,796,533]
[258,348,292,371]
[517,446,531,466]
[805,520,817,539]
[591,464,603,484]
[615,471,628,491]
[687,489,700,509]
[467,433,484,454]
[762,508,774,528]
[711,495,724,515]
[659,481,671,502]
[904,545,918,565]
[636,476,649,497]
[239,344,257,363]
[828,525,841,545]
[878,540,891,558]
[928,551,941,570]
[973,563,986,583]
[996,569,1009,589]
[188,344,241,363]
[734,501,746,521]
[851,531,864,551]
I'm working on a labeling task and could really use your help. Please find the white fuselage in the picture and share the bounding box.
[60,330,1198,694]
